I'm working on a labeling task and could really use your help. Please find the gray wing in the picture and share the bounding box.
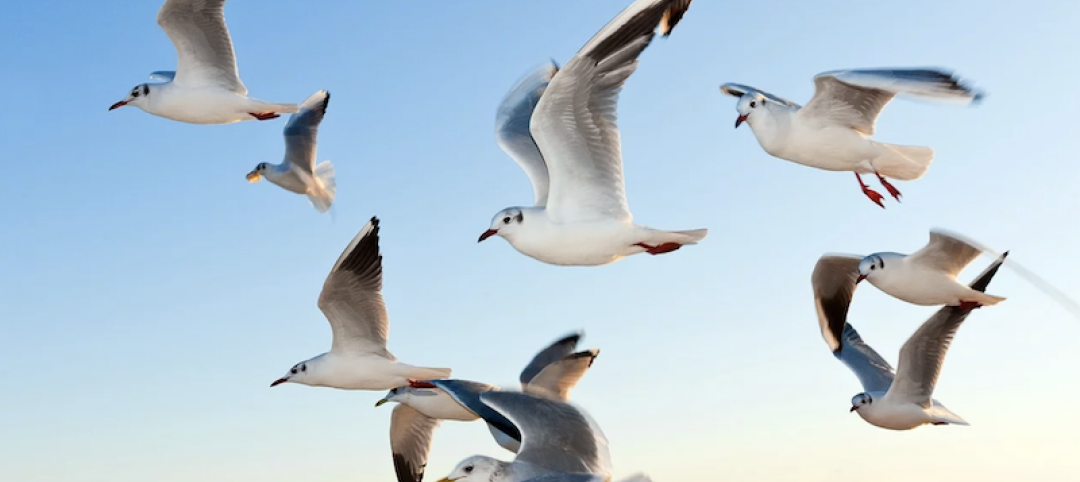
[532,0,689,223]
[480,391,609,476]
[430,380,521,444]
[525,350,599,401]
[719,83,802,109]
[149,70,176,82]
[799,68,983,135]
[519,332,582,387]
[156,0,246,94]
[390,404,440,482]
[496,62,558,207]
[887,253,1007,406]
[834,323,896,394]
[317,217,392,357]
[283,90,331,176]
[907,229,984,277]
[811,254,863,353]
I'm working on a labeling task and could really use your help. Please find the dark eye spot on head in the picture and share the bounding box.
[464,466,473,474]
[502,216,511,224]
[514,212,523,223]
[290,367,297,374]
[301,365,307,372]
[750,101,756,108]
[141,85,149,96]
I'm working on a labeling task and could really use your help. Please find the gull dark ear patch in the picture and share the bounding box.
[142,85,149,96]
[514,212,524,223]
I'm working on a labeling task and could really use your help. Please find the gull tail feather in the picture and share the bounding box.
[249,98,300,114]
[405,365,452,381]
[305,161,336,213]
[870,142,934,181]
[966,291,1006,306]
[933,234,1080,320]
[929,403,969,426]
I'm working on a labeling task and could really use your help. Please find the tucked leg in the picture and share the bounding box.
[958,301,983,310]
[249,112,281,121]
[635,242,683,255]
[855,172,885,208]
[875,172,903,202]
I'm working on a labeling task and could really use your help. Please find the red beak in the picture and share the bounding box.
[109,101,127,111]
[850,406,858,412]
[270,378,288,387]
[735,114,749,128]
[856,274,867,283]
[478,229,498,243]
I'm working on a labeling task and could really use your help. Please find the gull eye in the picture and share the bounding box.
[464,466,473,474]
[749,101,756,108]
[290,367,298,374]
[870,265,875,270]
[502,216,511,224]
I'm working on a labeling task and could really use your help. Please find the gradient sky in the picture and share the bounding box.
[2,1,1080,481]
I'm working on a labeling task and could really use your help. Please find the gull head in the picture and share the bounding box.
[734,92,766,128]
[857,253,900,283]
[110,84,151,111]
[850,392,874,412]
[439,455,506,482]
[246,163,269,183]
[479,207,525,243]
[270,357,322,387]
[375,386,421,408]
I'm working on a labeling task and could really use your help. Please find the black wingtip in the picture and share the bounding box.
[566,349,600,367]
[967,253,1008,294]
[659,0,692,37]
[323,91,331,112]
[392,453,423,482]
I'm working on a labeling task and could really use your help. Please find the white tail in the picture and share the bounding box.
[305,161,336,213]
[967,291,1006,306]
[929,403,969,426]
[870,142,934,181]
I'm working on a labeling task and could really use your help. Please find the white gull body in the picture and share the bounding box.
[720,68,984,207]
[478,0,704,266]
[246,90,337,212]
[378,332,600,482]
[269,217,451,391]
[109,0,304,124]
[858,229,1007,307]
[812,252,1007,430]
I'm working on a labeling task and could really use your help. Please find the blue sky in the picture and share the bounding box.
[2,0,1080,480]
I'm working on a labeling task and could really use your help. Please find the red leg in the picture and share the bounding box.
[875,172,902,202]
[635,242,683,255]
[958,301,983,310]
[932,421,948,426]
[408,379,437,388]
[855,172,885,208]
[249,112,281,121]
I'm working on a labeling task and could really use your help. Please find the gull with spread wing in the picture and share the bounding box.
[478,0,705,266]
[812,252,1006,430]
[437,391,652,482]
[109,0,307,124]
[857,229,1006,308]
[246,90,337,213]
[269,217,451,390]
[376,332,599,482]
[720,68,984,207]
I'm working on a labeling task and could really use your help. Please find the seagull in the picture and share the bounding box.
[811,251,1006,430]
[376,332,599,482]
[856,229,1007,308]
[108,0,303,124]
[269,217,451,390]
[719,68,984,207]
[246,90,337,213]
[478,0,706,266]
[437,390,653,482]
